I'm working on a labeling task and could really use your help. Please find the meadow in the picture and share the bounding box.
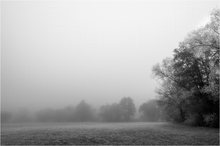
[1,122,219,145]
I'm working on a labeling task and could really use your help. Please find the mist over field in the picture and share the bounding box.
[1,0,219,145]
[2,0,219,112]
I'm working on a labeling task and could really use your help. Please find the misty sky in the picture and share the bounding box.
[1,0,220,111]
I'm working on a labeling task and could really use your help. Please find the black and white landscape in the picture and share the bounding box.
[1,0,219,145]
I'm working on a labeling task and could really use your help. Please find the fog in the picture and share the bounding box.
[1,0,219,113]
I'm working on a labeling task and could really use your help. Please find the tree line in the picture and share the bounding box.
[152,9,219,128]
[1,97,162,123]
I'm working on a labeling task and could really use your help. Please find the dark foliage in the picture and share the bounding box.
[152,9,220,128]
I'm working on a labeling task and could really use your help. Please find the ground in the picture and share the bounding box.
[1,122,219,145]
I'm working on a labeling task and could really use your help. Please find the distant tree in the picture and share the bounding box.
[35,106,76,122]
[139,100,160,122]
[1,111,12,123]
[74,100,96,122]
[13,108,33,122]
[99,97,136,122]
[119,97,136,121]
[53,106,76,122]
[36,109,56,122]
[100,103,122,122]
[62,106,76,121]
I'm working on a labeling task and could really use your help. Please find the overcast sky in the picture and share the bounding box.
[1,0,220,111]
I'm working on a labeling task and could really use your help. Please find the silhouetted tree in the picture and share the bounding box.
[119,97,136,121]
[99,97,136,122]
[74,100,96,122]
[139,100,160,122]
[100,103,122,122]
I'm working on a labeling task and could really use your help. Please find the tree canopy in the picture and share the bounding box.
[152,9,219,127]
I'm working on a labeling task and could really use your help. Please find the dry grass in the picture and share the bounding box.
[1,122,219,145]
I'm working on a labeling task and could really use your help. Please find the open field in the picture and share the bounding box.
[1,122,219,145]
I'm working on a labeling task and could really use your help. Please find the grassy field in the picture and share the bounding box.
[1,122,219,145]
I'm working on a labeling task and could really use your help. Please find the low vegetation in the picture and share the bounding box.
[1,122,219,145]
